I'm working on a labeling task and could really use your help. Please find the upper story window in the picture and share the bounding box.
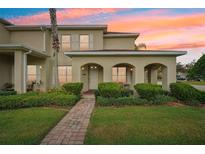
[80,34,89,50]
[62,35,71,51]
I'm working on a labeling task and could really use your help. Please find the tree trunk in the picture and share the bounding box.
[49,8,60,87]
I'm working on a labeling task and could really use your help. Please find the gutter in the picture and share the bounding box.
[25,49,32,55]
[64,51,187,57]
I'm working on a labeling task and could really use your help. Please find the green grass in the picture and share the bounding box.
[85,106,205,145]
[179,81,205,86]
[0,107,68,144]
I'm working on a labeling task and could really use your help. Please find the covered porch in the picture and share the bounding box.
[65,50,186,92]
[0,44,49,93]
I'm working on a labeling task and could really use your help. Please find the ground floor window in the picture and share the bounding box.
[58,66,72,84]
[27,65,40,82]
[112,67,127,83]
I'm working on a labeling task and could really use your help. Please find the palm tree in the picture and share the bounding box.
[135,43,147,50]
[49,8,60,87]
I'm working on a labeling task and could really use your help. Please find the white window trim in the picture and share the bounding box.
[112,67,127,83]
[61,34,71,52]
[79,34,90,50]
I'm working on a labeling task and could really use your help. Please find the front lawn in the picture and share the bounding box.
[0,107,68,144]
[85,106,205,144]
[179,81,205,86]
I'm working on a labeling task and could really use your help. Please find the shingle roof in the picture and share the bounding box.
[0,18,13,26]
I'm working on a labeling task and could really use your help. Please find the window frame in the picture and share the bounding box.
[61,34,71,52]
[58,66,72,84]
[112,67,127,83]
[27,65,38,82]
[79,34,89,50]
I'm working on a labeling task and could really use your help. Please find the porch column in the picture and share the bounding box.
[162,67,168,90]
[40,60,48,91]
[166,66,176,91]
[72,64,81,82]
[150,69,158,84]
[103,66,112,82]
[135,66,144,84]
[14,51,27,93]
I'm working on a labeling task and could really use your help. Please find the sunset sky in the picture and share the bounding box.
[0,8,205,64]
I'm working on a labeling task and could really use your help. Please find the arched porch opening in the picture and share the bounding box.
[80,63,103,92]
[144,63,168,90]
[112,63,135,89]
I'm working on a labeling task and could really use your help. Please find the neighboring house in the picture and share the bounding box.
[0,18,187,93]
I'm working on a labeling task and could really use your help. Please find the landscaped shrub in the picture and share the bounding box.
[121,89,134,97]
[134,83,164,100]
[98,82,122,98]
[62,82,83,96]
[96,96,147,106]
[199,91,205,103]
[0,92,79,110]
[48,87,66,93]
[0,90,17,96]
[170,83,201,104]
[150,95,177,105]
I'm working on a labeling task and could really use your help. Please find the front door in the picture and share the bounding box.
[89,68,98,90]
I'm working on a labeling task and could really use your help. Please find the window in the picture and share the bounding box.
[27,65,40,82]
[80,34,89,50]
[112,67,127,83]
[62,35,71,51]
[58,66,72,84]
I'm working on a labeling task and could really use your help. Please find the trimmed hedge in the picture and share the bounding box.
[150,95,177,105]
[121,89,134,97]
[134,83,164,100]
[199,91,205,103]
[0,90,17,96]
[62,82,83,96]
[0,92,79,110]
[170,83,201,104]
[96,96,147,106]
[98,82,122,98]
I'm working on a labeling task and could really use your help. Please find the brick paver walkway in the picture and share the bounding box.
[41,94,95,145]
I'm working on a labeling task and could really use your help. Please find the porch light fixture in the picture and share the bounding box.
[81,67,85,70]
[90,66,93,69]
[40,66,42,69]
[130,68,133,71]
[94,66,97,69]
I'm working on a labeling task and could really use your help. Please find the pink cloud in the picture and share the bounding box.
[9,8,123,25]
[106,11,205,50]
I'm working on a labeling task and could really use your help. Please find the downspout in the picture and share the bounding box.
[40,26,46,52]
[23,50,32,93]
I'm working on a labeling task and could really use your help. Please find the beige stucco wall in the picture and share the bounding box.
[10,31,45,51]
[58,29,104,66]
[0,54,13,89]
[71,55,176,91]
[0,23,10,43]
[103,37,136,50]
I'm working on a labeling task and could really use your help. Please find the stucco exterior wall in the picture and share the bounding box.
[103,37,136,50]
[0,54,13,89]
[0,23,10,43]
[58,29,104,66]
[71,55,176,91]
[10,31,45,51]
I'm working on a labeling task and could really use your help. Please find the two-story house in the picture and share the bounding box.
[0,18,186,93]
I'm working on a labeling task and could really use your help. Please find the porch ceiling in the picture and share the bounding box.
[0,44,49,59]
[64,50,187,57]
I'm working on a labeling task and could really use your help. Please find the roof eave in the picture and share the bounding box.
[64,51,187,57]
[0,44,49,58]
